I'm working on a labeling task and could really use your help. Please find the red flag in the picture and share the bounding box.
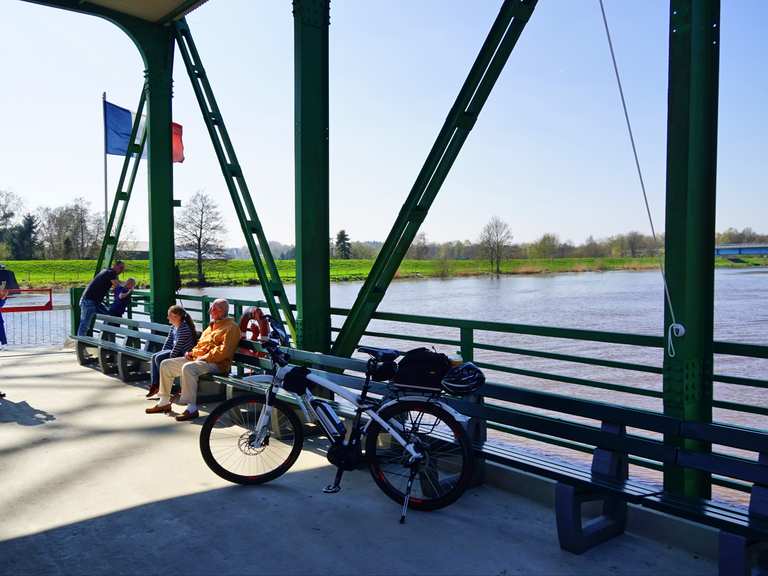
[172,122,185,163]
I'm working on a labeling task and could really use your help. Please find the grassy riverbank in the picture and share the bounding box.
[3,256,765,289]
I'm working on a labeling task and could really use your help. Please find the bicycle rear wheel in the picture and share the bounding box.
[200,395,304,485]
[366,400,473,511]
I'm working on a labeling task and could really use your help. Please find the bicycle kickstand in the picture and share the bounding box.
[399,466,419,524]
[323,467,344,494]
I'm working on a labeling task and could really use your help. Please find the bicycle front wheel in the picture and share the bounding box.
[200,395,304,485]
[366,400,473,511]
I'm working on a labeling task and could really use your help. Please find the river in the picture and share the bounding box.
[184,268,768,430]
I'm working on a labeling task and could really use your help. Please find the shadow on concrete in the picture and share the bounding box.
[0,460,713,576]
[0,466,550,576]
[0,397,55,426]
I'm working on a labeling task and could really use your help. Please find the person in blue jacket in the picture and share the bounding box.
[146,304,198,398]
[0,284,7,350]
[108,278,136,318]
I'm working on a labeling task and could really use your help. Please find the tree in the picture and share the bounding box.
[176,190,226,283]
[625,231,645,257]
[9,214,40,260]
[479,217,512,274]
[350,242,376,259]
[335,229,351,260]
[407,232,431,260]
[0,190,22,253]
[528,233,559,259]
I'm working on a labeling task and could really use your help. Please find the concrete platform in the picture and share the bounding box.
[0,348,715,575]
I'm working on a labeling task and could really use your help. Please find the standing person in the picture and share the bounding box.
[146,304,198,399]
[108,278,136,318]
[146,298,240,421]
[0,283,7,351]
[0,263,18,351]
[77,261,124,336]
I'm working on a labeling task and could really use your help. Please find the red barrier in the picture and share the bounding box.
[0,289,54,312]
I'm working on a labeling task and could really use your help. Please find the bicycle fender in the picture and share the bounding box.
[374,396,469,424]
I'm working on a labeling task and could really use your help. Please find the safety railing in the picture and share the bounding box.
[2,304,71,347]
[115,290,768,495]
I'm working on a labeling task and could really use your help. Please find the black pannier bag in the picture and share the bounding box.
[393,347,452,392]
[283,366,311,394]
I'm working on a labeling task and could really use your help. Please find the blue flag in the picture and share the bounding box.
[104,100,142,156]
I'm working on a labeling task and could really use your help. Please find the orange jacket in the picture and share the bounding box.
[191,317,241,372]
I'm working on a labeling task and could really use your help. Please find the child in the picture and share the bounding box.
[108,278,135,318]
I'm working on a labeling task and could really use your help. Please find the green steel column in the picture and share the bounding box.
[662,0,720,499]
[143,29,177,323]
[293,0,330,352]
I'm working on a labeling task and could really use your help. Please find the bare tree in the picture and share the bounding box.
[34,199,103,259]
[479,217,512,274]
[0,190,21,232]
[176,190,226,283]
[407,232,430,260]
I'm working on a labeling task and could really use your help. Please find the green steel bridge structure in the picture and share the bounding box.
[22,0,763,506]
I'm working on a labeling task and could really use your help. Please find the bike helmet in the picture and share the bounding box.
[441,362,485,396]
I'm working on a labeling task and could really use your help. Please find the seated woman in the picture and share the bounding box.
[146,304,198,398]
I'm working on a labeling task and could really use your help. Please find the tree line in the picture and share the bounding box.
[0,190,105,260]
[2,189,765,269]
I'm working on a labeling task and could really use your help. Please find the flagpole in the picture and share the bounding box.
[103,91,108,229]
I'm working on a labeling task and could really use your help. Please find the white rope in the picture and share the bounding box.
[598,0,684,357]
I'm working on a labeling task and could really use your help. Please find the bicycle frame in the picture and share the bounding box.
[248,365,423,461]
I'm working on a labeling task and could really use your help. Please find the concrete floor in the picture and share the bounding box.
[0,348,715,576]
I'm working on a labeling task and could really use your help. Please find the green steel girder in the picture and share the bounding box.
[332,0,538,357]
[662,0,720,500]
[142,27,178,323]
[95,88,148,274]
[293,0,331,353]
[173,18,297,341]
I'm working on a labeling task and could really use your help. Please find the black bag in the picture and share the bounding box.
[393,347,452,391]
[283,366,311,395]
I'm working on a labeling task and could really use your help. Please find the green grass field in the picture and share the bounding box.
[3,256,765,289]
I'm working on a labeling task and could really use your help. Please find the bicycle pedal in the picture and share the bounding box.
[323,484,342,494]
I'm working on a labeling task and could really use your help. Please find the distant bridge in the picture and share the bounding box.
[715,243,768,256]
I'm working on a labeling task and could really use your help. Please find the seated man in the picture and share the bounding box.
[146,298,241,422]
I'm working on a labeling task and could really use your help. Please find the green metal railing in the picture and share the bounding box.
[106,289,768,494]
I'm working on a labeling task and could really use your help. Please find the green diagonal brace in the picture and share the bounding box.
[332,0,538,357]
[173,18,297,341]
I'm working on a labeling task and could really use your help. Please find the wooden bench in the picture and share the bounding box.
[72,315,224,401]
[443,383,768,575]
[644,421,768,576]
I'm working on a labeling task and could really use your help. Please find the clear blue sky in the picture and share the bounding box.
[0,0,765,247]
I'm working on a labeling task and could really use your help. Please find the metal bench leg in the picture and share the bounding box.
[76,341,97,366]
[718,532,752,576]
[556,422,628,554]
[555,483,627,554]
[117,353,147,382]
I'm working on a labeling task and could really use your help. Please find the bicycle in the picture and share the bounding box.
[199,314,484,522]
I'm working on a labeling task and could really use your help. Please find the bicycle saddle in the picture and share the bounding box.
[357,346,402,363]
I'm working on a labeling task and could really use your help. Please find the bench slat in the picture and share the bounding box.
[94,323,168,345]
[95,314,171,334]
[482,383,679,435]
[643,493,768,537]
[681,421,768,454]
